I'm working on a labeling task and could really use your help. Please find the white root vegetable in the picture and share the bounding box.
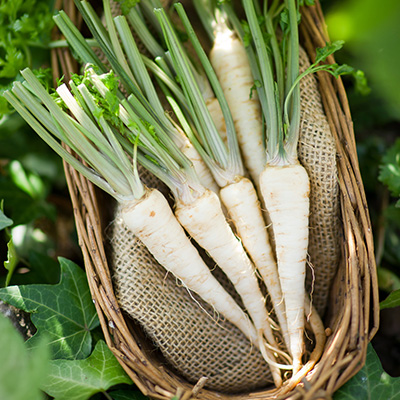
[155,6,289,384]
[282,297,326,393]
[120,190,262,345]
[210,29,265,182]
[259,163,310,373]
[219,176,289,349]
[175,188,283,386]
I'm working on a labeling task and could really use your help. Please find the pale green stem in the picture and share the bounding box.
[155,8,228,170]
[126,7,165,57]
[243,0,282,162]
[175,3,244,177]
[284,0,301,162]
[53,11,106,72]
[5,89,120,198]
[103,0,138,86]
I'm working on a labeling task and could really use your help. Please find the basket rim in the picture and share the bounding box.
[53,1,379,399]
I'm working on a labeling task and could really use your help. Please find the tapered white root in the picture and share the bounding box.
[260,163,310,374]
[219,176,290,352]
[175,189,284,385]
[281,297,326,393]
[121,188,258,344]
[210,29,265,182]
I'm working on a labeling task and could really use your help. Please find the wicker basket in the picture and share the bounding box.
[52,1,379,399]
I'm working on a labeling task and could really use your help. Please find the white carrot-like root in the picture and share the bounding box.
[210,29,265,182]
[260,163,310,374]
[122,189,262,344]
[175,188,284,386]
[282,297,326,393]
[220,176,289,350]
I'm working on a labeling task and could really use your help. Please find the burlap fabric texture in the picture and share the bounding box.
[297,46,341,315]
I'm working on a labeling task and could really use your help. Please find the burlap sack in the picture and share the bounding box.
[298,46,341,315]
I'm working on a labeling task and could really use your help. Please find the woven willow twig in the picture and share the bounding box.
[51,1,379,399]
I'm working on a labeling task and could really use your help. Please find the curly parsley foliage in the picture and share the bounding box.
[0,0,55,115]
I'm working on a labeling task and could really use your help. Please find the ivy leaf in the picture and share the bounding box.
[334,344,400,399]
[41,340,132,400]
[0,313,49,400]
[379,139,400,198]
[382,205,400,264]
[1,201,18,286]
[0,174,56,226]
[24,251,61,284]
[380,289,400,310]
[377,267,400,293]
[0,258,99,359]
[3,251,61,287]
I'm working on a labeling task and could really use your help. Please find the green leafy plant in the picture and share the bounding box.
[0,206,13,230]
[41,340,132,400]
[0,256,138,399]
[0,313,49,400]
[0,258,99,359]
[0,0,55,116]
[334,344,400,399]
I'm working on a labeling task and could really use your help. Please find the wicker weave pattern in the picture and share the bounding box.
[54,1,379,399]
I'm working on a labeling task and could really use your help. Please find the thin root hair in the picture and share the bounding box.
[306,254,316,314]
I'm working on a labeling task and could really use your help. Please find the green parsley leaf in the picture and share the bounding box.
[315,41,345,64]
[352,69,371,96]
[115,0,141,15]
